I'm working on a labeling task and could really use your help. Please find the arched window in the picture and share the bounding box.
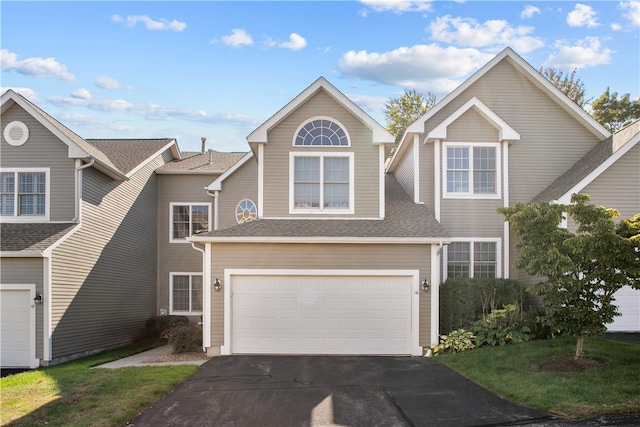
[236,199,257,224]
[294,119,349,146]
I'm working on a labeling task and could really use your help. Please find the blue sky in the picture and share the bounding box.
[2,1,639,153]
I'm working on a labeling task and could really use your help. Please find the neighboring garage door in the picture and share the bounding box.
[607,286,640,332]
[0,285,36,368]
[231,274,414,355]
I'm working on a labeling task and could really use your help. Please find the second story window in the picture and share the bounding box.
[170,203,211,242]
[444,143,500,198]
[0,169,48,220]
[294,118,349,146]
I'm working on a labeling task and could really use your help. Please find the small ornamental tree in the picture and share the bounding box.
[499,194,640,360]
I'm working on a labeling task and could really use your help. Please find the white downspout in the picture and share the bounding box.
[74,158,94,221]
[190,242,211,351]
[207,190,220,230]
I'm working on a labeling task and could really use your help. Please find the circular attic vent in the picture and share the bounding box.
[4,121,29,146]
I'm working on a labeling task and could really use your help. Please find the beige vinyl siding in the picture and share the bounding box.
[156,174,218,316]
[419,142,436,208]
[440,200,504,236]
[208,243,433,347]
[0,257,45,359]
[262,90,380,218]
[49,154,166,362]
[581,143,640,220]
[217,159,258,230]
[395,139,415,199]
[0,104,76,221]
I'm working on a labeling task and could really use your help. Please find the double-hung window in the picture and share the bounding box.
[446,240,499,279]
[170,273,203,314]
[170,203,211,242]
[290,152,354,214]
[0,169,49,220]
[444,143,500,198]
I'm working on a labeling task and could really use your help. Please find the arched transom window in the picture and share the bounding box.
[295,119,349,146]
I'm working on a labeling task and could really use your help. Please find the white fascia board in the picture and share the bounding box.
[188,236,452,245]
[42,224,81,257]
[428,97,521,142]
[0,251,45,257]
[207,151,254,191]
[556,131,640,204]
[126,139,179,178]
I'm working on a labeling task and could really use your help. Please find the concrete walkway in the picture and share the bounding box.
[93,345,208,369]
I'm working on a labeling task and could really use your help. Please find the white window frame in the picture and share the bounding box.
[443,238,502,279]
[289,151,355,215]
[169,202,212,243]
[0,168,50,222]
[442,142,501,199]
[292,116,351,147]
[170,272,204,315]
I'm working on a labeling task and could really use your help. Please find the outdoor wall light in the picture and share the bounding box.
[421,279,430,292]
[34,292,43,304]
[214,278,222,292]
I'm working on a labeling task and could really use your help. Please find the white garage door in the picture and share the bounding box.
[607,286,640,332]
[231,275,413,355]
[1,287,36,368]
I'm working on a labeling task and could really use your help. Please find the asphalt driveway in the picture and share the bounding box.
[127,355,551,426]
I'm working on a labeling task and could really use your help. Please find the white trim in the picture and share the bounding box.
[288,151,355,215]
[0,283,39,368]
[434,139,441,221]
[442,142,502,199]
[42,257,52,362]
[3,120,29,146]
[503,222,510,279]
[258,144,264,218]
[206,151,254,191]
[169,272,204,315]
[203,244,212,348]
[556,130,640,204]
[169,202,212,243]
[502,139,510,279]
[430,244,441,347]
[292,116,351,147]
[413,135,420,203]
[443,238,503,279]
[379,144,385,218]
[190,235,450,245]
[222,269,421,356]
[0,168,51,222]
[125,139,178,178]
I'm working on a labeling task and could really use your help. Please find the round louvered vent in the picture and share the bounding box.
[3,121,29,146]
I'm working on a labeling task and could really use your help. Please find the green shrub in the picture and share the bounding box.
[433,329,476,355]
[471,304,531,347]
[439,278,527,334]
[145,315,189,340]
[165,325,203,353]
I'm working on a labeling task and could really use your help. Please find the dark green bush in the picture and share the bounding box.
[165,325,203,353]
[439,278,527,334]
[145,315,189,340]
[471,304,531,347]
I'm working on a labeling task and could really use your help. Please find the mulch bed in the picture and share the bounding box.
[536,357,606,372]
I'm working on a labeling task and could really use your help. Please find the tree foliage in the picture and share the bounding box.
[499,194,640,360]
[384,89,436,144]
[591,87,640,133]
[540,67,588,108]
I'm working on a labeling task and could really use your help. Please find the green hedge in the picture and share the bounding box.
[145,315,190,340]
[439,278,526,334]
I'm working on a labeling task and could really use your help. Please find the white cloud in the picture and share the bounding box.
[279,33,307,51]
[1,86,40,103]
[94,76,132,90]
[339,44,494,94]
[71,88,92,100]
[111,14,186,31]
[620,1,640,26]
[545,37,614,69]
[611,22,623,31]
[0,49,76,82]
[347,93,389,118]
[567,4,600,28]
[57,113,136,133]
[220,29,254,47]
[521,5,541,19]
[359,0,432,15]
[428,16,544,53]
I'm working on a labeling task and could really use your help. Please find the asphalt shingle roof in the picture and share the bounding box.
[1,223,78,253]
[156,151,248,173]
[86,139,175,175]
[193,174,449,241]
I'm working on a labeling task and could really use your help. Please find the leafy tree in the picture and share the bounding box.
[540,67,588,108]
[499,194,640,360]
[591,87,640,133]
[384,89,436,145]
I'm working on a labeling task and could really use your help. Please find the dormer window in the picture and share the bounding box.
[294,118,349,146]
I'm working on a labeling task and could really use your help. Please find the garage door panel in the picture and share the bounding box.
[1,288,35,368]
[607,286,640,332]
[231,274,413,355]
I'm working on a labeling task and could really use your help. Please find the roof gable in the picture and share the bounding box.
[247,77,394,146]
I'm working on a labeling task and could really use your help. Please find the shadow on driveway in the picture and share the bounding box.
[127,356,551,427]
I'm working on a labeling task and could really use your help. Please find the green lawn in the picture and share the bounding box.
[437,336,640,419]
[0,343,199,427]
